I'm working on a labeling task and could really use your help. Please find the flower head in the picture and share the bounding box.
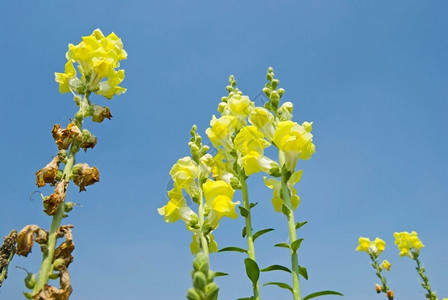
[202,179,238,228]
[356,237,386,256]
[394,231,424,258]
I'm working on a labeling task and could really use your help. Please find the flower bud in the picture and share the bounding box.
[205,282,219,300]
[80,129,97,152]
[64,202,75,213]
[70,163,100,192]
[193,271,207,291]
[186,288,201,300]
[375,284,382,293]
[386,290,394,299]
[262,87,271,97]
[24,272,36,289]
[193,253,209,273]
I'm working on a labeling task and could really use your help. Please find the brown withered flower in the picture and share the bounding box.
[43,180,68,216]
[80,129,97,152]
[54,225,75,268]
[0,230,17,288]
[33,266,72,300]
[52,123,82,150]
[70,163,99,192]
[16,225,48,257]
[92,105,112,123]
[36,156,61,187]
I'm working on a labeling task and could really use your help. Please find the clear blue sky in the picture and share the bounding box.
[1,1,447,299]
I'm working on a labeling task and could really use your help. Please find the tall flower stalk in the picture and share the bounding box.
[14,29,126,299]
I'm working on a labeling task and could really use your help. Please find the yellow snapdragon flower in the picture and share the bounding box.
[273,120,315,171]
[55,28,127,99]
[158,188,197,224]
[191,232,218,254]
[202,179,238,228]
[263,170,302,212]
[169,156,200,198]
[227,94,254,121]
[394,231,424,257]
[380,259,391,271]
[249,107,276,141]
[356,237,386,256]
[206,115,238,150]
[234,126,270,156]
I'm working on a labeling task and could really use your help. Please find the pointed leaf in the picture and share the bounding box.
[263,282,293,293]
[214,272,229,277]
[250,202,258,208]
[244,258,260,285]
[242,226,247,238]
[291,238,304,253]
[239,206,249,217]
[295,221,308,230]
[299,266,308,280]
[260,264,291,273]
[274,243,290,249]
[218,247,247,254]
[253,228,275,241]
[303,290,343,300]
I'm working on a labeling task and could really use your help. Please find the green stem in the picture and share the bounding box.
[197,189,209,262]
[238,166,260,300]
[32,96,87,295]
[414,254,436,300]
[369,253,392,299]
[280,171,301,300]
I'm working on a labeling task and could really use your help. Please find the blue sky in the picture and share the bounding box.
[1,1,447,299]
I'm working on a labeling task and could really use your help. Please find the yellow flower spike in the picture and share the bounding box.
[394,231,424,257]
[54,61,77,93]
[356,237,386,256]
[273,120,315,171]
[249,107,276,141]
[206,115,238,150]
[202,179,238,228]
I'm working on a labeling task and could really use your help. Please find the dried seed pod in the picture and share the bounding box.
[36,156,60,187]
[43,180,68,216]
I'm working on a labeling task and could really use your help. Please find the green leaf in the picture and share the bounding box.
[303,290,343,300]
[244,258,260,285]
[274,243,290,249]
[214,272,229,277]
[295,221,308,230]
[260,264,291,273]
[250,202,258,208]
[253,228,275,241]
[291,238,304,253]
[299,266,308,280]
[218,247,247,253]
[239,206,249,217]
[263,282,293,293]
[242,226,247,238]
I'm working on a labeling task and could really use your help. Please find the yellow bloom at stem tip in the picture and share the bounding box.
[394,231,424,258]
[356,237,386,256]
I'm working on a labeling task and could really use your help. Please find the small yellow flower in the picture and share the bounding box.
[202,179,238,228]
[249,107,276,141]
[380,259,391,271]
[264,170,302,212]
[273,120,315,171]
[227,94,254,121]
[206,115,238,150]
[54,61,77,93]
[157,188,197,224]
[169,157,199,198]
[234,126,270,156]
[394,231,424,257]
[190,232,218,255]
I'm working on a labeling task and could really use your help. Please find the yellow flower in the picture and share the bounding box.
[158,188,197,224]
[249,107,276,141]
[394,231,424,257]
[234,126,270,156]
[356,237,386,256]
[54,61,78,93]
[273,120,315,171]
[202,179,238,228]
[227,94,254,120]
[277,101,294,121]
[264,170,302,212]
[206,115,238,150]
[380,260,391,271]
[169,157,199,198]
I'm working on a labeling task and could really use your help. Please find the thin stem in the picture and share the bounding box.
[237,165,260,300]
[369,253,393,299]
[197,189,209,262]
[414,254,436,300]
[32,95,87,295]
[280,171,301,300]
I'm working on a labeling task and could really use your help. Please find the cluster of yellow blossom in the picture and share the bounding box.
[394,231,424,258]
[55,29,127,99]
[356,237,386,256]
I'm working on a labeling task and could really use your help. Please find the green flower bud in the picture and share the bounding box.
[57,149,67,160]
[193,271,207,291]
[48,273,59,280]
[193,253,209,273]
[262,87,271,97]
[186,288,201,300]
[23,292,33,299]
[73,95,82,106]
[277,88,285,97]
[52,258,65,270]
[270,91,280,104]
[205,282,219,300]
[271,79,279,89]
[55,169,63,181]
[269,163,281,177]
[24,272,36,289]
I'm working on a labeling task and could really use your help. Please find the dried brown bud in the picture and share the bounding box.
[70,163,99,192]
[0,230,17,287]
[43,180,68,215]
[36,156,60,187]
[92,105,112,123]
[387,290,394,299]
[54,225,75,268]
[375,284,382,293]
[16,225,48,257]
[80,129,97,152]
[52,123,82,150]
